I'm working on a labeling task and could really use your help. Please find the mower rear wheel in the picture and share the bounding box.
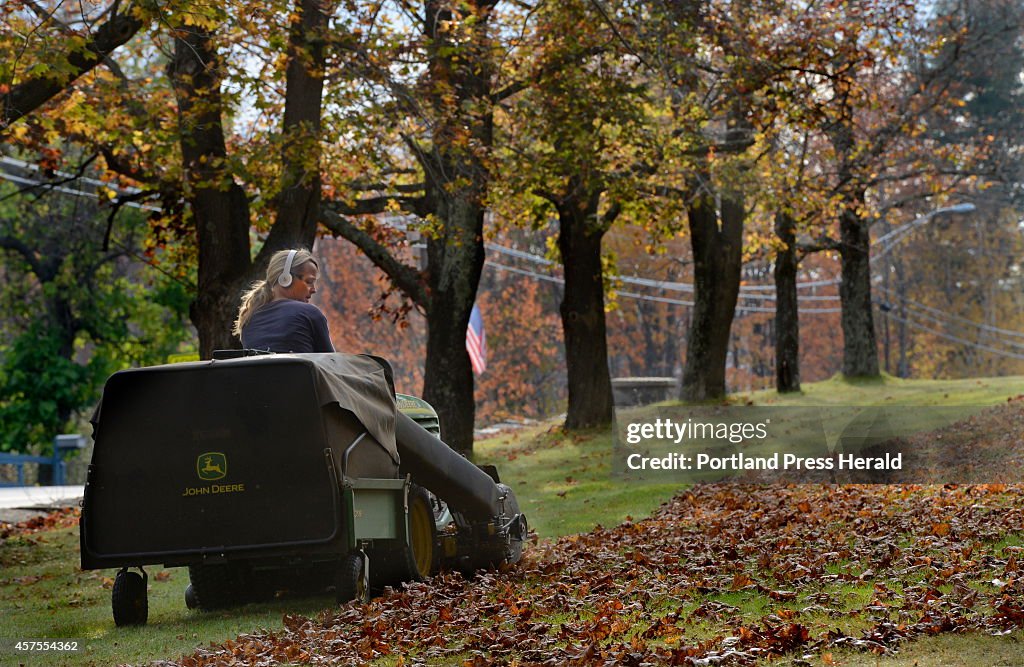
[408,484,437,579]
[112,569,148,626]
[336,552,369,604]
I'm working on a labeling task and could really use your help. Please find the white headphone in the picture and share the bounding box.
[278,250,297,287]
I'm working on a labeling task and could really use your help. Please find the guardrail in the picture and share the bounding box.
[0,435,87,487]
[612,377,678,407]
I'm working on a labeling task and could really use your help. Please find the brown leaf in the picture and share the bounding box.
[730,573,755,590]
[767,589,798,601]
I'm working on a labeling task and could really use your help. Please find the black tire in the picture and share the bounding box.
[498,484,526,565]
[407,484,438,579]
[112,570,148,626]
[187,563,247,610]
[336,552,369,604]
[184,583,199,610]
[469,484,527,572]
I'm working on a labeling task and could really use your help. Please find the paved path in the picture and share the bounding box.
[0,485,83,512]
[0,486,83,523]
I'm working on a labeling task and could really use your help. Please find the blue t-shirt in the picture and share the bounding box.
[241,299,335,353]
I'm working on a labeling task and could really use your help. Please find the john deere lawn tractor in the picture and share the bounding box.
[79,352,527,626]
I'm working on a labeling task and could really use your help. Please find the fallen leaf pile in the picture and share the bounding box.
[0,505,80,540]
[899,399,1024,483]
[171,484,1024,666]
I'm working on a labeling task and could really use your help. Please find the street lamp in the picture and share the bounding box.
[873,202,976,377]
[873,202,977,259]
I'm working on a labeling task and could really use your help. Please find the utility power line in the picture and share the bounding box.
[487,261,564,285]
[486,241,839,295]
[0,156,146,195]
[873,286,1024,360]
[488,246,1024,359]
[882,310,1024,362]
[487,205,975,297]
[876,284,1024,342]
[0,169,161,212]
[6,161,1018,358]
[485,261,843,314]
[0,162,949,304]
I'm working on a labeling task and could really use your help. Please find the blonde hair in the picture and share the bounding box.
[233,248,318,337]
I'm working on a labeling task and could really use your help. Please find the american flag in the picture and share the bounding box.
[466,303,487,375]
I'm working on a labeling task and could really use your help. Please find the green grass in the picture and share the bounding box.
[474,425,679,538]
[737,372,1024,407]
[818,632,1024,666]
[2,373,1023,666]
[610,373,1024,487]
[0,529,333,666]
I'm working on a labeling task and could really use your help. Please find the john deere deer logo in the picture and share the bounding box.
[197,452,227,481]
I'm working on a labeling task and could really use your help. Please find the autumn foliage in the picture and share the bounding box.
[315,234,565,425]
[2,0,1023,433]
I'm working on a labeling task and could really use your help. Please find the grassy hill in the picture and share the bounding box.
[481,373,1024,539]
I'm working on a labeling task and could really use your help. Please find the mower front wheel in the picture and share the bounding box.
[112,568,148,626]
[336,552,369,604]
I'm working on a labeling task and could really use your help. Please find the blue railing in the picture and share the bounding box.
[0,435,86,487]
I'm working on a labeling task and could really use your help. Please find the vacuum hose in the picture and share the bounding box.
[394,411,501,521]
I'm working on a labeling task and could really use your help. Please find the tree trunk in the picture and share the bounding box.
[680,189,744,401]
[168,27,252,359]
[880,218,891,374]
[838,197,879,377]
[321,0,498,454]
[49,293,79,431]
[556,192,613,429]
[827,109,880,378]
[774,211,800,392]
[422,192,485,454]
[264,0,326,257]
[414,0,498,455]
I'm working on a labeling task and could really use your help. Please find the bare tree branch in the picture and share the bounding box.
[102,189,159,251]
[319,205,429,307]
[492,45,606,103]
[798,235,840,255]
[0,235,44,275]
[348,181,425,194]
[332,192,430,218]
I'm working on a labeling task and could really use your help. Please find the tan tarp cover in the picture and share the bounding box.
[296,353,400,464]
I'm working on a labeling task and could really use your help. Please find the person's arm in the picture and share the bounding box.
[311,307,336,352]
